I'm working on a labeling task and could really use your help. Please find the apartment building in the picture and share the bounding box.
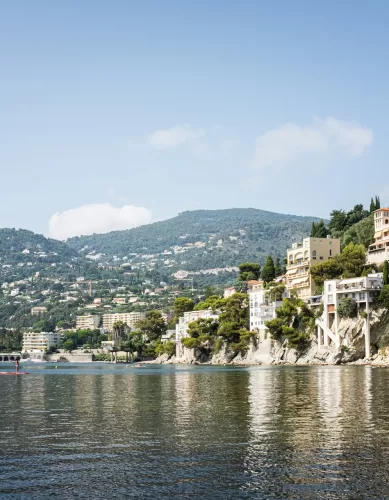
[175,309,219,358]
[76,315,100,330]
[102,312,146,332]
[367,208,389,265]
[22,331,62,352]
[248,283,289,340]
[318,274,383,357]
[286,236,341,299]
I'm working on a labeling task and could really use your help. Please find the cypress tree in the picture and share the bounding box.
[370,197,375,213]
[375,195,381,210]
[383,260,389,286]
[261,256,276,283]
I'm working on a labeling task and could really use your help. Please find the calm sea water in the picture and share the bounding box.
[1,363,389,499]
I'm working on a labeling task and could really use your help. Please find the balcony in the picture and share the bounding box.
[286,259,309,270]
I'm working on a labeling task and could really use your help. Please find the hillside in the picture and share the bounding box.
[68,208,324,276]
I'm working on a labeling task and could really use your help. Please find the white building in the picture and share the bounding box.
[317,274,383,357]
[223,287,236,298]
[368,208,389,265]
[162,330,176,343]
[249,283,289,340]
[76,315,100,330]
[31,306,47,315]
[175,309,219,358]
[22,331,62,353]
[102,312,146,332]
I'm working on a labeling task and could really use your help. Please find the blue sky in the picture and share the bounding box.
[1,0,388,239]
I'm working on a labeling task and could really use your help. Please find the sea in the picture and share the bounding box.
[1,363,389,499]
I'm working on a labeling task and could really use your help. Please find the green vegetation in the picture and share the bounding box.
[173,297,194,318]
[265,297,315,350]
[337,297,358,318]
[383,261,389,286]
[261,256,276,283]
[310,220,329,238]
[238,262,261,281]
[377,285,389,309]
[310,242,366,288]
[181,292,254,355]
[135,311,167,342]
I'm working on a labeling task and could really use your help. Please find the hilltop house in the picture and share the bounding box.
[286,236,341,299]
[367,208,389,265]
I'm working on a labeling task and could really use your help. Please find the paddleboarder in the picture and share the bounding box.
[14,359,20,373]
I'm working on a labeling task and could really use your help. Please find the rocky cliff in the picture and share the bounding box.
[154,309,389,366]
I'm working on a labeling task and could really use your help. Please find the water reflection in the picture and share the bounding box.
[1,366,389,498]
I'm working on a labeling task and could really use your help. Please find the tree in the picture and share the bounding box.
[310,220,329,238]
[136,310,166,342]
[194,295,226,312]
[336,242,366,278]
[187,318,219,339]
[337,297,358,318]
[217,293,249,343]
[375,195,381,210]
[112,320,127,347]
[62,340,75,352]
[310,259,343,287]
[274,257,284,277]
[266,283,286,302]
[370,197,376,213]
[328,209,348,233]
[261,256,276,283]
[383,261,389,286]
[173,297,194,318]
[238,262,261,282]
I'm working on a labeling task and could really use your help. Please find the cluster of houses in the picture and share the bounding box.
[174,208,389,359]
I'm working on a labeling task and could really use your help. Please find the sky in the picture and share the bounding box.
[1,0,389,239]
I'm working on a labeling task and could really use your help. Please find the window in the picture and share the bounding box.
[328,294,333,303]
[329,249,332,256]
[328,284,332,292]
[360,293,365,300]
[312,250,317,259]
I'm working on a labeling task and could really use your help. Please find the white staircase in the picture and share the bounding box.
[315,318,338,346]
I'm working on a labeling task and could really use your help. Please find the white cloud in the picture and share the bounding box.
[254,117,373,169]
[149,125,205,150]
[49,203,152,240]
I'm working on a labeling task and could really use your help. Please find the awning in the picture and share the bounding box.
[286,268,298,275]
[375,231,382,239]
[291,277,309,286]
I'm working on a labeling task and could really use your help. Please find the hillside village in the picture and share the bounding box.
[1,201,389,365]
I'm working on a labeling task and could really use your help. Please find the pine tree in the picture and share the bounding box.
[375,195,381,210]
[261,256,276,283]
[383,260,389,286]
[370,197,375,213]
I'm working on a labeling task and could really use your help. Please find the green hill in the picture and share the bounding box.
[68,208,324,273]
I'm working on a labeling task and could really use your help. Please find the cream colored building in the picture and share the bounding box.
[102,312,146,332]
[175,309,219,358]
[367,208,389,265]
[249,283,289,340]
[286,236,341,298]
[76,315,100,330]
[31,306,47,315]
[22,331,62,352]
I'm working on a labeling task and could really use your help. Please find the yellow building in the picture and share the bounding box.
[76,315,100,330]
[286,236,341,298]
[367,208,389,265]
[102,312,146,332]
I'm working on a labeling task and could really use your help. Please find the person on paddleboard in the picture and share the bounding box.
[14,359,19,372]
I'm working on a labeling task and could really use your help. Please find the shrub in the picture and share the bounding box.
[378,285,389,309]
[337,297,358,318]
[213,337,223,354]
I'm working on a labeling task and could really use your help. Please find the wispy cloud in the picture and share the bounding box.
[149,125,205,150]
[254,117,374,169]
[49,203,152,240]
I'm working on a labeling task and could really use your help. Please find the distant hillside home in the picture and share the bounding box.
[31,306,47,315]
[367,208,389,265]
[286,236,341,299]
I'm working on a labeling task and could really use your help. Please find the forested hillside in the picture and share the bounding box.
[68,208,323,272]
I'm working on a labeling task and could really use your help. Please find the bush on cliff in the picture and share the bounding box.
[337,297,358,318]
